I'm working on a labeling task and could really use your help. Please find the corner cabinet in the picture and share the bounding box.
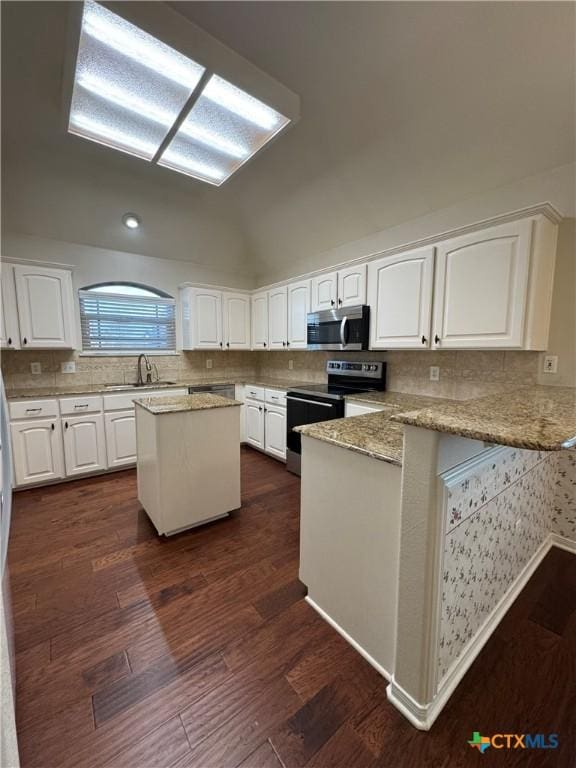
[368,247,435,349]
[12,265,76,349]
[0,264,21,349]
[431,217,556,350]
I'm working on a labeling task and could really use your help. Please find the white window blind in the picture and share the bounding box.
[79,289,176,351]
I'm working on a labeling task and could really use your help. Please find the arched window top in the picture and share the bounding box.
[82,282,172,299]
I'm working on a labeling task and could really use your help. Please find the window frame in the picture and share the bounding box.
[78,282,177,355]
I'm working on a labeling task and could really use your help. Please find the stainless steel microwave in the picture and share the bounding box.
[306,305,370,350]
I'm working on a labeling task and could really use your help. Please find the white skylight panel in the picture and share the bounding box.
[158,74,290,184]
[69,0,205,160]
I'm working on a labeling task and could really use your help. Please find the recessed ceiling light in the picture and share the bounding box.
[68,2,295,184]
[122,213,141,229]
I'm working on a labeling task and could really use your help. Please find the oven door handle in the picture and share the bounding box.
[286,396,335,407]
[340,316,349,346]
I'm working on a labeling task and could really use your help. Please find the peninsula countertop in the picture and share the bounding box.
[392,386,576,452]
[134,393,242,415]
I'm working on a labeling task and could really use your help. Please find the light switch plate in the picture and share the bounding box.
[61,361,76,374]
[206,359,213,369]
[429,366,440,382]
[30,362,42,375]
[543,355,558,374]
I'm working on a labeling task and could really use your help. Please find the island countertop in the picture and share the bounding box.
[392,385,576,451]
[134,393,241,414]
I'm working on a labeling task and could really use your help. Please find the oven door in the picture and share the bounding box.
[286,394,343,474]
[307,305,369,350]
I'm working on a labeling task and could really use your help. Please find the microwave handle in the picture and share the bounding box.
[340,316,349,346]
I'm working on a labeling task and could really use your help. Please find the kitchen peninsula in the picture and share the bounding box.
[135,393,242,536]
[297,386,576,730]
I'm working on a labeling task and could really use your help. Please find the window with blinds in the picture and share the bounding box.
[79,285,176,351]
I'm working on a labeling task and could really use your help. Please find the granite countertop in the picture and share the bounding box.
[5,377,314,400]
[392,386,576,452]
[296,411,406,465]
[344,390,451,409]
[134,393,242,415]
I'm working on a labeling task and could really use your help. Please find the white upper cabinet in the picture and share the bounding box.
[251,291,269,349]
[223,292,251,350]
[0,264,20,350]
[311,266,366,311]
[13,265,75,349]
[268,286,288,349]
[337,264,367,307]
[181,287,223,350]
[432,220,533,349]
[369,247,434,349]
[287,279,311,349]
[311,272,338,312]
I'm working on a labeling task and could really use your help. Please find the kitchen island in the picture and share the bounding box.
[297,385,576,730]
[135,393,241,536]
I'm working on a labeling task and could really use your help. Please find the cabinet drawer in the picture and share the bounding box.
[265,388,287,407]
[103,388,187,411]
[245,385,265,401]
[60,395,103,415]
[9,399,59,420]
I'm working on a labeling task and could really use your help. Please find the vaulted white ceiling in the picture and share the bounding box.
[2,1,574,281]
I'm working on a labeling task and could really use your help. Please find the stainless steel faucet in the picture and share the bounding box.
[137,353,153,385]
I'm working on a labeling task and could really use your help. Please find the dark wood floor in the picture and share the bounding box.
[8,447,576,768]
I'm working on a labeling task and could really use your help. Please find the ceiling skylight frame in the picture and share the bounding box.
[64,1,300,186]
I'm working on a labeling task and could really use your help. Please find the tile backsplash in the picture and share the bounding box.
[1,348,540,399]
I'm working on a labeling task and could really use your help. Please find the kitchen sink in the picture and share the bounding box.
[104,381,177,391]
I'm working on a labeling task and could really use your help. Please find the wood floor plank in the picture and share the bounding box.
[236,740,284,768]
[101,715,191,768]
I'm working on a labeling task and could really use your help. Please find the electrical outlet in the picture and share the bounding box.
[543,355,558,374]
[206,359,213,369]
[429,366,440,382]
[30,362,42,375]
[61,361,76,374]
[288,359,294,371]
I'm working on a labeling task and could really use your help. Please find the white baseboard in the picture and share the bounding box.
[388,534,562,730]
[549,532,576,554]
[305,596,391,682]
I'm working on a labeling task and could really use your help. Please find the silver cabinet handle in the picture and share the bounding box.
[74,404,89,409]
[25,408,41,413]
[286,396,334,407]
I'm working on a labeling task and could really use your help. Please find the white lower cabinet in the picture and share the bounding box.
[11,418,64,487]
[264,405,286,460]
[104,410,137,468]
[345,401,387,417]
[63,414,107,477]
[244,398,265,450]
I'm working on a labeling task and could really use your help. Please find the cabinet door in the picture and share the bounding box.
[268,286,288,349]
[0,265,21,349]
[11,419,64,487]
[264,405,286,460]
[223,293,251,350]
[63,414,106,477]
[251,292,269,349]
[338,264,366,307]
[368,247,434,349]
[311,272,338,312]
[345,401,385,417]
[104,410,136,468]
[244,399,264,450]
[432,220,532,349]
[14,265,75,349]
[287,280,311,349]
[192,289,223,349]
